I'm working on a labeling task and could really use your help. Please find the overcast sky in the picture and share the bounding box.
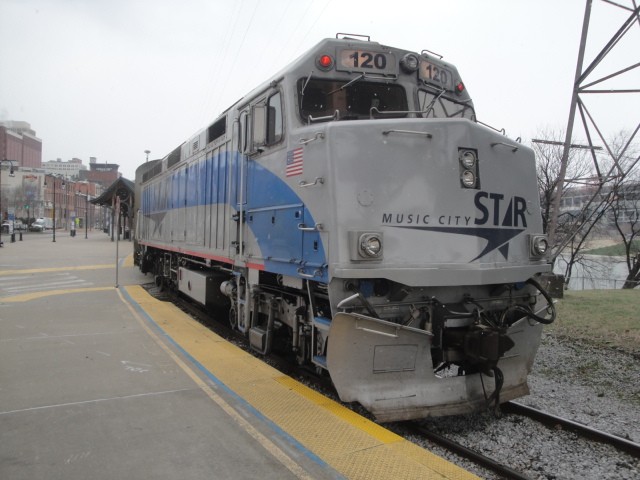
[1,0,638,180]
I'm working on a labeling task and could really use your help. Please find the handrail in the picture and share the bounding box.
[382,129,433,139]
[298,177,324,188]
[491,141,519,152]
[299,132,325,145]
[298,223,323,232]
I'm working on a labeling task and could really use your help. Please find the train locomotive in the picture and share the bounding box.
[134,34,555,422]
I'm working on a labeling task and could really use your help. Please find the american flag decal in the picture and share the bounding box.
[286,147,304,177]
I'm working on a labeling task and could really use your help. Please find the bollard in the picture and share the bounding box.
[11,233,15,243]
[19,232,23,241]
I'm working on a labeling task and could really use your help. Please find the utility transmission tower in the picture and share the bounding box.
[547,0,640,259]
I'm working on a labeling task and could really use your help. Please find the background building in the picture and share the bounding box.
[79,158,120,186]
[1,167,46,224]
[0,121,42,169]
[1,166,104,231]
[1,120,120,231]
[42,157,88,179]
[42,177,102,231]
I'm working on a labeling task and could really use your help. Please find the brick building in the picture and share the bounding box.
[78,158,120,187]
[0,121,42,168]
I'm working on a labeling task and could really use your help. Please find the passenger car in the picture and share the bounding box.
[29,219,47,232]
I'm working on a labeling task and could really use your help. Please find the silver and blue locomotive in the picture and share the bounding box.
[135,35,554,421]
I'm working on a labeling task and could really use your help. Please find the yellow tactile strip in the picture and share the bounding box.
[125,285,478,480]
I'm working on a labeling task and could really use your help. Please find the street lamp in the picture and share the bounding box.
[145,149,150,162]
[62,179,68,232]
[85,194,89,239]
[0,159,16,248]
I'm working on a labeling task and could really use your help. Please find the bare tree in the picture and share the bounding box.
[605,130,640,289]
[532,129,608,285]
[611,185,640,289]
[533,128,592,235]
[555,198,612,283]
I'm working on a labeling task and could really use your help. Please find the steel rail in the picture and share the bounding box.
[407,423,532,480]
[503,401,640,459]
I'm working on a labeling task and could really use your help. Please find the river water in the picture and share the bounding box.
[554,254,634,290]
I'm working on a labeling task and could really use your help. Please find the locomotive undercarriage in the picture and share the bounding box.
[330,278,553,375]
[326,277,555,420]
[140,246,554,420]
[140,247,329,369]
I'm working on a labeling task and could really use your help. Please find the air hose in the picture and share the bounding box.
[509,278,556,325]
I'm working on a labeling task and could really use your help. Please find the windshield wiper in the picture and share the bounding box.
[422,88,446,117]
[327,73,365,96]
[300,71,313,97]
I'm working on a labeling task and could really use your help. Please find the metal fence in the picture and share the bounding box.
[565,276,639,290]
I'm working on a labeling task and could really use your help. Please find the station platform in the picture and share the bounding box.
[0,231,477,479]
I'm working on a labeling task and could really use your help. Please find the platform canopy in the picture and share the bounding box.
[90,177,135,240]
[90,177,134,212]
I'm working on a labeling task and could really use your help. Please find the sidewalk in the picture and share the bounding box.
[0,229,136,275]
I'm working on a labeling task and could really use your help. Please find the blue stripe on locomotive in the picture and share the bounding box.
[244,153,327,282]
[144,150,327,282]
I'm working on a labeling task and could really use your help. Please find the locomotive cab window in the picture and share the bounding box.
[418,89,475,120]
[245,92,283,154]
[299,78,407,122]
[266,92,283,145]
[239,111,249,153]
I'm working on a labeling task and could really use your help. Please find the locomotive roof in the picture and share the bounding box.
[233,37,463,110]
[164,37,468,166]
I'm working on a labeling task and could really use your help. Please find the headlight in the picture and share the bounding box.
[461,170,476,188]
[530,235,549,256]
[400,53,419,73]
[359,233,383,258]
[458,148,479,189]
[459,150,476,169]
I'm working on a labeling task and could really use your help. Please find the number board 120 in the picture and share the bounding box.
[419,61,454,90]
[338,49,397,75]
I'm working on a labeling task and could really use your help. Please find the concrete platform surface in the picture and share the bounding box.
[1,231,477,479]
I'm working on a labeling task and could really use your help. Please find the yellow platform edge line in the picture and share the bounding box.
[122,253,134,267]
[2,286,115,303]
[273,375,402,444]
[124,284,479,480]
[0,264,114,276]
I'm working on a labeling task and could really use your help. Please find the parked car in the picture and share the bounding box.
[1,222,13,234]
[29,219,47,232]
[14,221,26,231]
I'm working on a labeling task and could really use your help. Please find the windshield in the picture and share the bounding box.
[418,89,475,120]
[299,78,407,122]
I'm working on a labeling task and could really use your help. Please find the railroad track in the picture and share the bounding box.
[502,401,640,458]
[406,421,531,480]
[408,401,640,480]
